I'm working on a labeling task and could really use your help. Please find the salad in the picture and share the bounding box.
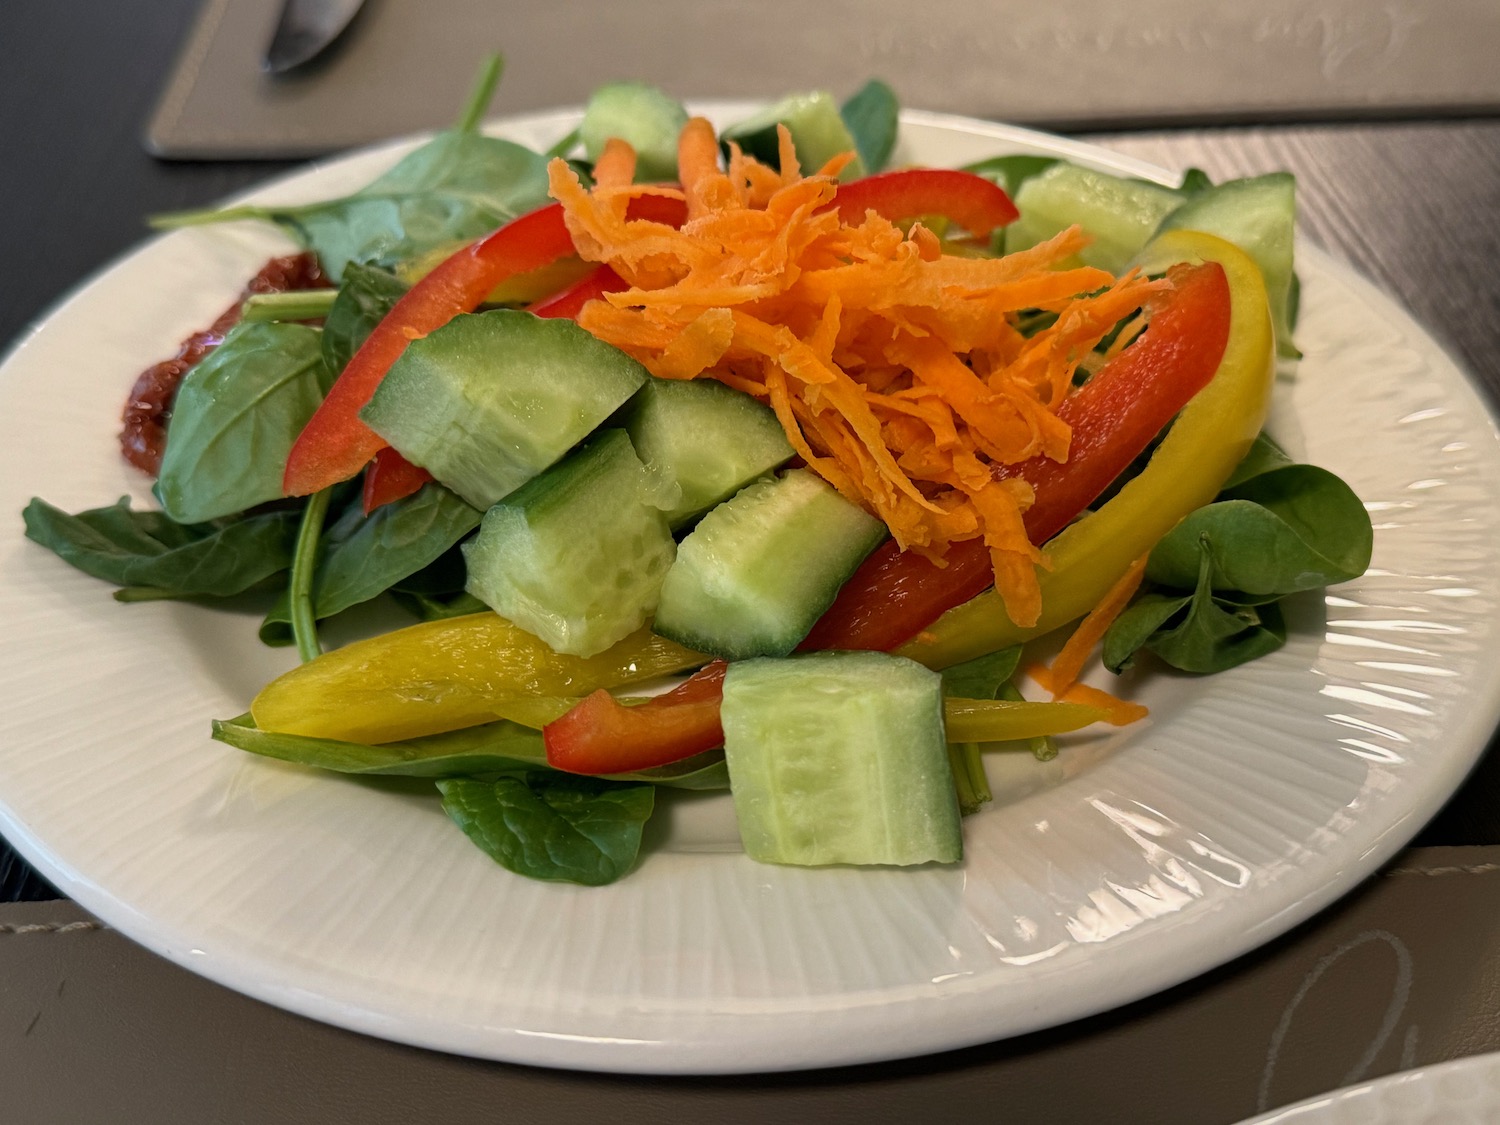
[22,64,1372,886]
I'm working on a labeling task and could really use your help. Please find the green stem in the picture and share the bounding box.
[545,126,582,159]
[148,204,273,231]
[454,54,504,133]
[241,290,339,323]
[999,682,1058,761]
[946,742,991,816]
[289,488,333,663]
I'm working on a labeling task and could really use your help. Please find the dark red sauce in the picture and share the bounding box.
[119,252,330,476]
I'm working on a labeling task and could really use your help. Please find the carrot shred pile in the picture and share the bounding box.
[548,120,1166,626]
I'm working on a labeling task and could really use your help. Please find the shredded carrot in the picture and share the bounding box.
[549,122,1168,626]
[1047,554,1149,693]
[1028,664,1149,727]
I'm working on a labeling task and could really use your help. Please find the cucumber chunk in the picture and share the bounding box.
[580,82,689,183]
[462,429,677,658]
[624,378,794,527]
[1152,173,1298,356]
[1007,163,1183,273]
[360,310,648,510]
[722,91,865,180]
[653,470,886,660]
[722,652,961,867]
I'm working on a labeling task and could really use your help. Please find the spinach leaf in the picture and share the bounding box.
[1147,469,1372,596]
[1177,167,1215,195]
[1102,434,1370,675]
[23,497,299,599]
[1105,544,1286,674]
[212,714,729,790]
[840,79,899,174]
[321,263,409,376]
[260,483,482,645]
[388,589,489,623]
[939,646,1021,700]
[438,774,655,886]
[163,133,552,281]
[213,713,550,777]
[154,322,332,524]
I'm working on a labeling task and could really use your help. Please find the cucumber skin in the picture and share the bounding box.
[580,82,689,183]
[652,470,887,661]
[624,379,794,527]
[1007,163,1182,273]
[360,311,648,511]
[722,652,961,867]
[462,430,676,658]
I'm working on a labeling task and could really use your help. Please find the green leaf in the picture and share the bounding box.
[1147,466,1373,595]
[260,483,482,645]
[157,131,553,281]
[1177,167,1215,194]
[438,774,655,885]
[23,497,299,598]
[1102,592,1191,674]
[154,322,331,524]
[212,713,550,777]
[839,80,900,174]
[321,263,409,376]
[212,713,728,789]
[940,646,1021,700]
[388,589,489,623]
[960,154,1059,196]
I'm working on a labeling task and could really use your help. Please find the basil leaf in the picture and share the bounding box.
[155,322,331,524]
[23,497,299,598]
[260,483,482,645]
[839,79,899,174]
[260,132,551,280]
[438,774,655,886]
[321,263,409,376]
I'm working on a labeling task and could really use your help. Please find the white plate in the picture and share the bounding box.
[1,105,1498,1075]
[1235,1051,1500,1124]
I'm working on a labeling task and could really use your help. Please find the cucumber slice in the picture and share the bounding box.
[580,82,689,183]
[360,310,648,510]
[462,429,677,658]
[1152,173,1298,356]
[721,651,961,867]
[653,469,886,660]
[1007,162,1183,273]
[722,91,865,180]
[624,378,794,527]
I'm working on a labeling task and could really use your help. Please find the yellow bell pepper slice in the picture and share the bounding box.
[250,614,705,743]
[898,230,1277,670]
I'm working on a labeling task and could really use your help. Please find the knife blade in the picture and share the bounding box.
[262,0,368,75]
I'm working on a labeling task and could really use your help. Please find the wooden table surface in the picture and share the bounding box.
[3,4,1498,893]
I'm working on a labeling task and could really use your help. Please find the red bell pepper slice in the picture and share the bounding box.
[832,169,1019,237]
[544,661,728,774]
[527,264,628,320]
[800,260,1232,653]
[283,196,687,498]
[361,447,433,514]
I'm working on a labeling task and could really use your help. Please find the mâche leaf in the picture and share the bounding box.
[438,774,655,885]
[154,322,332,524]
[23,497,299,599]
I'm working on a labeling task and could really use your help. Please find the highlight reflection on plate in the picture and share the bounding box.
[0,105,1498,1074]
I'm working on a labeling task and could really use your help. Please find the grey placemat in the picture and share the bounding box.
[147,0,1500,158]
[4,847,1499,1123]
